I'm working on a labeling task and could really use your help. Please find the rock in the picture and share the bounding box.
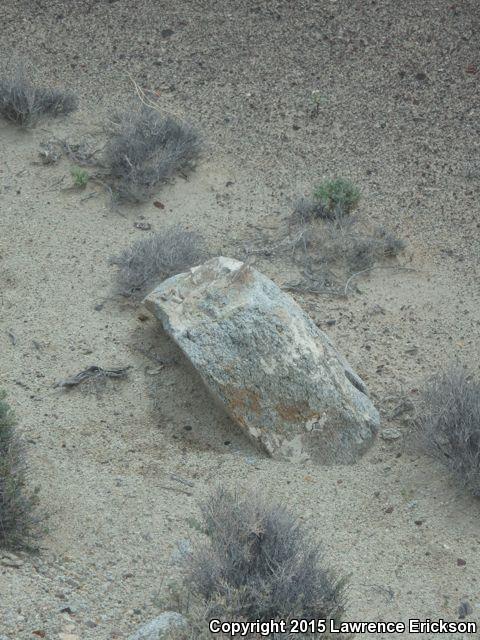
[144,257,380,463]
[128,612,188,640]
[381,427,402,441]
[170,538,191,564]
[0,552,24,568]
[458,600,473,619]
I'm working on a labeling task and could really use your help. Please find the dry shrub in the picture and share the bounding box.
[292,196,328,224]
[0,62,77,127]
[110,226,206,300]
[103,104,201,202]
[247,185,405,296]
[318,216,405,272]
[0,390,41,550]
[416,368,480,496]
[284,212,405,294]
[182,487,346,635]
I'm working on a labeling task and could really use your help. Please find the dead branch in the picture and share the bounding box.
[54,365,131,389]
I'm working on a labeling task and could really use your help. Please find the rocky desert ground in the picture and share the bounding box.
[0,1,479,639]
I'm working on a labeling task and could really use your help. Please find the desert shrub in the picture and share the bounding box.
[373,226,406,257]
[183,487,346,629]
[313,179,360,217]
[0,63,77,127]
[0,390,40,550]
[287,213,405,294]
[292,196,327,223]
[110,226,206,300]
[340,221,405,272]
[416,368,480,496]
[71,166,89,188]
[103,104,201,202]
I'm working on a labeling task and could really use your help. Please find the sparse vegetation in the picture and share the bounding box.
[246,179,406,296]
[292,195,327,223]
[280,207,406,295]
[40,138,100,167]
[103,104,201,202]
[110,226,206,300]
[416,368,480,496]
[0,390,40,550]
[71,166,89,188]
[313,178,361,218]
[182,487,346,630]
[0,62,77,127]
[315,215,405,273]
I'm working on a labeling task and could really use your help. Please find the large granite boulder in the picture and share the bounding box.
[144,257,379,463]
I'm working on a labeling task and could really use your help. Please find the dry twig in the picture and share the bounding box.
[55,365,131,389]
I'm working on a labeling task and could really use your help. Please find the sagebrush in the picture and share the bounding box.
[293,179,360,223]
[110,226,206,300]
[283,209,405,295]
[0,62,77,127]
[416,368,480,496]
[0,390,41,550]
[182,487,346,632]
[313,178,361,218]
[103,104,201,202]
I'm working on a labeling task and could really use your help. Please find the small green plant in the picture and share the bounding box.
[0,389,41,550]
[313,178,361,217]
[71,167,89,188]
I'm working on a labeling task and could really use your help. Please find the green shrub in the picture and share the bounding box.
[0,390,41,550]
[313,178,361,217]
[71,166,89,188]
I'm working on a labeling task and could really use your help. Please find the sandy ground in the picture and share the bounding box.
[1,1,480,638]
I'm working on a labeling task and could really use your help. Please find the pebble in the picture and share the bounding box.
[381,427,402,441]
[0,553,24,568]
[458,600,473,618]
[85,620,98,628]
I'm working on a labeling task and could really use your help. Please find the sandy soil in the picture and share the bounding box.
[1,1,479,638]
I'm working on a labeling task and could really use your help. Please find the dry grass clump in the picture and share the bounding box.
[182,487,346,634]
[318,216,405,272]
[293,196,328,224]
[0,63,77,127]
[0,390,41,550]
[416,368,480,496]
[283,211,406,295]
[103,104,201,202]
[110,226,206,300]
[249,179,405,296]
